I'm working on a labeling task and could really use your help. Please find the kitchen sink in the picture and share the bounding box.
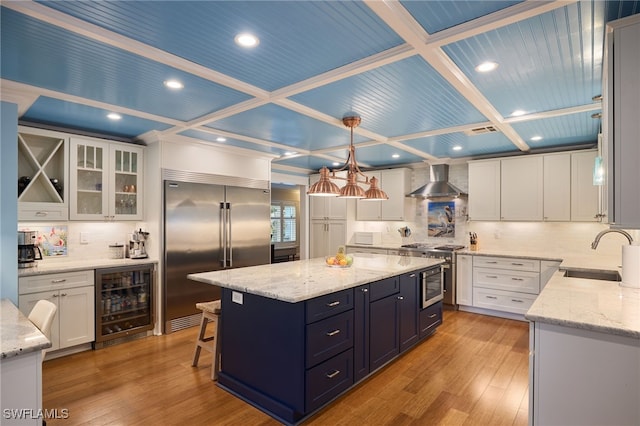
[562,269,621,281]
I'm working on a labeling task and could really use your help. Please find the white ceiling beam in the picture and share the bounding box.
[389,121,494,142]
[504,102,601,124]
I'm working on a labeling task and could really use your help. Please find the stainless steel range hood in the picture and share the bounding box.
[407,164,466,199]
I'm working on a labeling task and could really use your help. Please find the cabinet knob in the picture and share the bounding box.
[61,293,67,297]
[397,296,404,300]
[361,288,368,293]
[52,294,59,297]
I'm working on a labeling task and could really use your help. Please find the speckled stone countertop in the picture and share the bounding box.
[18,258,158,277]
[188,254,443,303]
[1,299,51,359]
[526,271,640,339]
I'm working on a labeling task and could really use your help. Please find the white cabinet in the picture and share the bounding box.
[310,221,346,258]
[468,160,500,221]
[347,247,389,255]
[309,172,347,220]
[570,151,599,222]
[456,254,473,306]
[19,270,95,353]
[501,156,543,221]
[356,168,413,221]
[17,126,69,221]
[540,260,561,290]
[70,137,144,220]
[606,15,640,229]
[543,153,571,221]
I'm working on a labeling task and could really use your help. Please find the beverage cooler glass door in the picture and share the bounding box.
[422,266,444,309]
[95,264,155,343]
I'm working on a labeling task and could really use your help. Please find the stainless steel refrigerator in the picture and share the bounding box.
[163,179,271,332]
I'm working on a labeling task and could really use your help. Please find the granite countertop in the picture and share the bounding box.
[526,271,640,339]
[1,299,51,359]
[18,258,158,277]
[188,254,443,303]
[346,243,406,251]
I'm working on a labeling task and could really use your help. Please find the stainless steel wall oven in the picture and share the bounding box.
[421,266,444,309]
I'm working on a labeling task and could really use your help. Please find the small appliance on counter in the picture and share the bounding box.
[127,229,149,259]
[18,230,42,268]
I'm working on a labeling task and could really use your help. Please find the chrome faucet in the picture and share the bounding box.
[591,229,634,249]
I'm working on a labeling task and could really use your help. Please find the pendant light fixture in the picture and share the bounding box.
[307,115,388,200]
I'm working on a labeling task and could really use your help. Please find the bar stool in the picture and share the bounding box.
[192,300,221,380]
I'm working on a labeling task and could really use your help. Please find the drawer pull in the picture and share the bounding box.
[511,277,524,281]
[35,211,48,217]
[52,294,59,297]
[61,293,67,297]
[326,329,341,337]
[486,295,498,300]
[511,262,524,266]
[428,313,437,319]
[486,261,498,264]
[486,275,498,279]
[51,279,67,283]
[325,370,340,379]
[409,274,416,278]
[326,301,340,307]
[511,299,524,303]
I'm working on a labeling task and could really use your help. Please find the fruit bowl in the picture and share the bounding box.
[325,255,353,268]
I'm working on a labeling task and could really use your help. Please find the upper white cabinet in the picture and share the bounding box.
[571,151,599,222]
[17,126,69,221]
[605,15,640,229]
[543,154,571,221]
[309,172,347,220]
[70,137,144,221]
[356,168,413,221]
[468,160,500,221]
[501,156,543,221]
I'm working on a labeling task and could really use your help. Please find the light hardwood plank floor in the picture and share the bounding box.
[43,310,529,425]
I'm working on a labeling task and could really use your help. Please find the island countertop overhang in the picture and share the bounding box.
[188,254,444,303]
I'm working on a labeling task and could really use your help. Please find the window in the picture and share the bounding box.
[271,201,297,243]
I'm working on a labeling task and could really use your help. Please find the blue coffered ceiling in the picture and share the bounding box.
[1,1,638,177]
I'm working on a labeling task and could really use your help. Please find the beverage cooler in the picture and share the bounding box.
[94,263,155,346]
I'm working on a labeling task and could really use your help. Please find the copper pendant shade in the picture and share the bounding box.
[307,116,389,200]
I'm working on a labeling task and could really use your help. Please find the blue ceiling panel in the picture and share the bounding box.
[605,1,640,21]
[510,111,600,149]
[1,7,252,123]
[205,104,367,151]
[443,1,605,118]
[403,131,519,158]
[324,144,426,168]
[178,129,287,156]
[272,155,348,173]
[290,56,486,137]
[401,1,523,34]
[21,97,172,139]
[37,1,404,91]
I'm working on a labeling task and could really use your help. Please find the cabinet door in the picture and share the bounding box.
[70,138,109,220]
[309,173,347,220]
[381,169,412,221]
[326,221,346,255]
[370,294,400,371]
[110,144,144,220]
[571,151,599,222]
[353,284,370,382]
[468,161,501,220]
[356,171,382,221]
[310,221,328,258]
[501,156,543,220]
[398,272,419,353]
[543,154,571,221]
[18,291,60,351]
[456,254,473,306]
[58,285,95,348]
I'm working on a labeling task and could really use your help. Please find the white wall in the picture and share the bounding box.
[1,102,18,303]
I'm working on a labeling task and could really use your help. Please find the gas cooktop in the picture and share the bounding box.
[400,243,465,251]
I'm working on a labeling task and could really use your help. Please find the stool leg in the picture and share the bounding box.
[211,314,221,381]
[192,313,208,367]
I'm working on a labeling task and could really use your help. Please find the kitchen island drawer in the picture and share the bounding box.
[19,270,94,294]
[306,310,354,368]
[306,289,353,324]
[473,256,540,272]
[419,301,442,338]
[305,348,353,413]
[472,288,537,315]
[369,276,400,302]
[473,268,540,294]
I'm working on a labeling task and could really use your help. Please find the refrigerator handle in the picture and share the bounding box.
[227,203,233,268]
[220,202,227,268]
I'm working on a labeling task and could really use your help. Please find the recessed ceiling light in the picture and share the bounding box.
[392,154,400,159]
[531,136,543,141]
[475,61,499,73]
[163,79,184,90]
[216,137,227,142]
[453,145,462,151]
[284,151,297,156]
[235,33,259,48]
[332,162,340,166]
[107,113,122,120]
[511,110,526,117]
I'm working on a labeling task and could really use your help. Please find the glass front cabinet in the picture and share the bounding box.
[70,137,143,220]
[95,264,155,346]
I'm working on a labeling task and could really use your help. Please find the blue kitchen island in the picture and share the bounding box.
[188,254,444,424]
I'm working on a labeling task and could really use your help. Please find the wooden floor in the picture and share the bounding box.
[42,310,529,425]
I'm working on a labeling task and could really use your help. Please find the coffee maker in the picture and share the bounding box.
[18,230,42,268]
[127,229,149,259]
